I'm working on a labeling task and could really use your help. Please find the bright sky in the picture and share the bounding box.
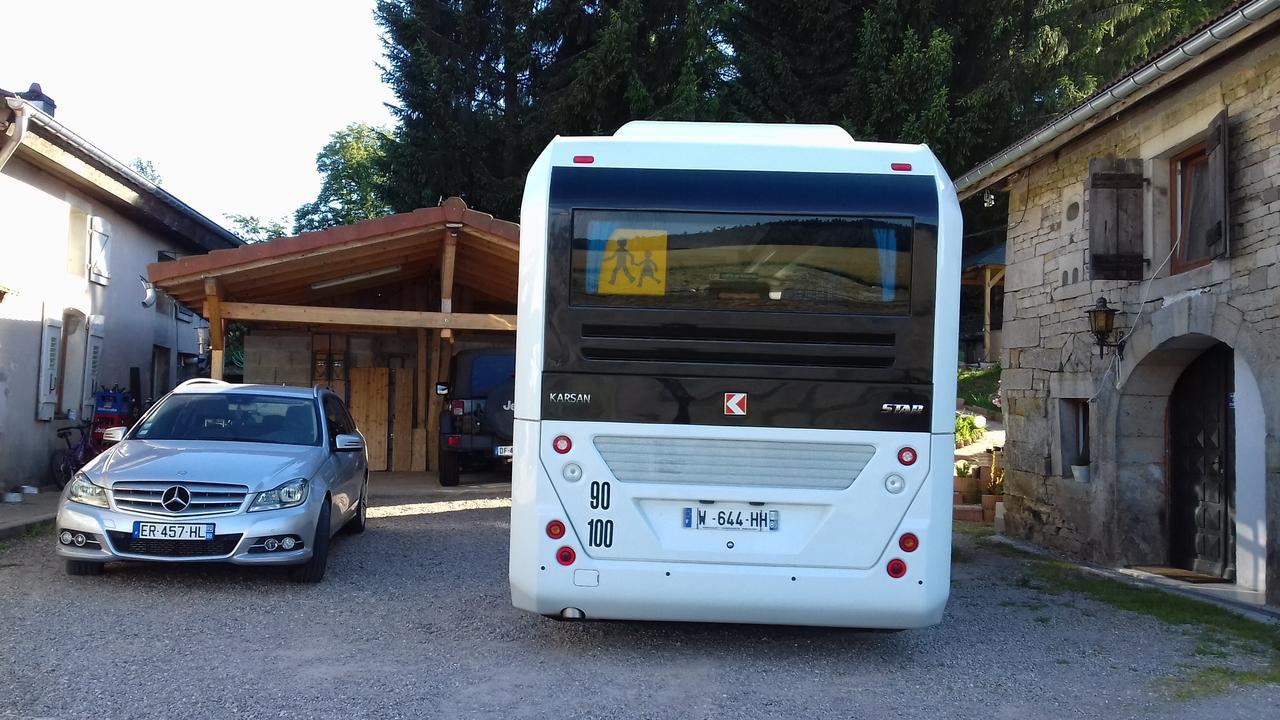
[2,0,396,230]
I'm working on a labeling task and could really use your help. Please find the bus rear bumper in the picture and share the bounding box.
[511,561,948,629]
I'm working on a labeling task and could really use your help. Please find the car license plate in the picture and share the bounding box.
[494,445,514,457]
[683,507,779,531]
[132,522,214,540]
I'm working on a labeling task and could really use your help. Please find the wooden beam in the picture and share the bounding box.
[440,229,458,338]
[425,329,444,472]
[983,266,993,363]
[205,278,224,381]
[220,302,516,331]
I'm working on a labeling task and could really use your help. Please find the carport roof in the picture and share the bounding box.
[147,198,519,315]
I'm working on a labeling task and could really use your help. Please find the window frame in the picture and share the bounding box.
[1169,143,1212,275]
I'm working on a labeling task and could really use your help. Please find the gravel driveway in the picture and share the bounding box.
[1,480,1276,720]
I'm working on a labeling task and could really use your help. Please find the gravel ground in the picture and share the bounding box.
[1,482,1276,720]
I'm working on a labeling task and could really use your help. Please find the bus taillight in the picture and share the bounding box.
[556,547,576,565]
[886,559,907,578]
[891,162,912,171]
[897,447,917,466]
[552,435,573,454]
[546,520,566,539]
[899,533,919,552]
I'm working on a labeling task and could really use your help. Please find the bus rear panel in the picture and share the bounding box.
[511,122,961,628]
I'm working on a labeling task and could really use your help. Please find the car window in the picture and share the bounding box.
[132,393,321,446]
[468,353,517,396]
[323,395,352,441]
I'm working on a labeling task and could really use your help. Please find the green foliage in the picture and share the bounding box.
[294,123,394,234]
[959,365,1002,412]
[955,413,986,447]
[954,460,975,478]
[129,157,162,185]
[223,214,289,244]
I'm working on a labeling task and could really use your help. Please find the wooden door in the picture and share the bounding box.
[1168,344,1235,580]
[390,367,414,472]
[349,368,390,471]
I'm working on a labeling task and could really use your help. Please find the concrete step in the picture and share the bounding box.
[953,504,985,523]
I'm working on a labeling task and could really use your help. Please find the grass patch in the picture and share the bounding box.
[958,365,1001,412]
[994,550,1280,700]
[953,521,995,539]
[23,521,54,538]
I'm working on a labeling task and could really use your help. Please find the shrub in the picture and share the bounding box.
[954,413,986,447]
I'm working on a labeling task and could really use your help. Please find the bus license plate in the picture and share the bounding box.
[683,507,779,531]
[132,522,214,541]
[494,445,514,457]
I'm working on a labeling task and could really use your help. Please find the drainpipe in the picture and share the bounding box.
[0,97,30,172]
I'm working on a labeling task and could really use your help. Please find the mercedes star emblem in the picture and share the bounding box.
[160,485,191,513]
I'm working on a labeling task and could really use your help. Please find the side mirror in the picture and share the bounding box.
[334,433,365,452]
[435,383,450,396]
[101,426,127,444]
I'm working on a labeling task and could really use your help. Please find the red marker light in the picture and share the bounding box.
[887,558,907,578]
[891,162,912,172]
[556,546,576,565]
[552,435,572,454]
[546,520,566,540]
[573,155,595,164]
[898,447,917,466]
[899,533,919,552]
[446,435,461,448]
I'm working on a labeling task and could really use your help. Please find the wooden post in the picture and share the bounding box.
[411,328,429,471]
[205,278,224,381]
[425,329,444,472]
[982,266,992,363]
[439,228,458,339]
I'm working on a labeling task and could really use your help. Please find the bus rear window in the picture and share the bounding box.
[570,210,911,314]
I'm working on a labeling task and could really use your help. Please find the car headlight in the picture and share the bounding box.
[248,478,309,512]
[68,473,109,508]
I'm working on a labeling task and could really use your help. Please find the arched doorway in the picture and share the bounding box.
[1167,342,1234,580]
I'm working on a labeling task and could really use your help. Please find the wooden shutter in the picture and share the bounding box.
[1197,109,1231,259]
[1087,157,1144,280]
[89,216,111,285]
[80,315,106,420]
[37,310,63,421]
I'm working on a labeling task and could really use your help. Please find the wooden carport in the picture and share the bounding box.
[960,243,1005,363]
[146,197,518,472]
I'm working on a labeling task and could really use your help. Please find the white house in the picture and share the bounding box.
[0,92,239,487]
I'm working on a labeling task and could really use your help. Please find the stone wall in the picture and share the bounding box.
[997,35,1280,603]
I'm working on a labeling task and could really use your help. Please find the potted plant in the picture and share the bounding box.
[954,461,978,503]
[981,470,1004,523]
[1070,460,1090,483]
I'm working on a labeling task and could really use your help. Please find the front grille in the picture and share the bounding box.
[594,436,876,489]
[111,481,249,516]
[107,531,242,558]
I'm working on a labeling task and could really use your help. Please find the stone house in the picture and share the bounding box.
[0,92,239,486]
[954,2,1280,606]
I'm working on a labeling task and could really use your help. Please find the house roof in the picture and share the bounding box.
[953,0,1280,198]
[147,197,519,315]
[1,91,241,252]
[962,243,1006,270]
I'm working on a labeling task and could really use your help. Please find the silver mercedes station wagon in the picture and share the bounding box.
[55,379,369,582]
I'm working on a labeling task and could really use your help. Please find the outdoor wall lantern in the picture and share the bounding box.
[1086,297,1124,359]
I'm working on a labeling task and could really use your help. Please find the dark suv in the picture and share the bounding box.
[438,348,517,487]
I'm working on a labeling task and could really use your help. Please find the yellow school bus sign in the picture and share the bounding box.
[596,229,667,296]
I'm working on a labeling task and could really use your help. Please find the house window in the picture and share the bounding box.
[1058,399,1090,476]
[1170,143,1214,273]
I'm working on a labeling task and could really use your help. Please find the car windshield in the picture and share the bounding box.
[131,393,322,446]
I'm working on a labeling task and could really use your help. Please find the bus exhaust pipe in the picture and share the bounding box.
[559,607,585,620]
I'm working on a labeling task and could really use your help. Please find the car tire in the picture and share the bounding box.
[439,444,461,487]
[345,479,368,534]
[64,559,104,576]
[291,500,331,583]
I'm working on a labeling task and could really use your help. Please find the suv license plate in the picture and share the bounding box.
[494,445,514,457]
[132,522,214,541]
[683,507,779,531]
